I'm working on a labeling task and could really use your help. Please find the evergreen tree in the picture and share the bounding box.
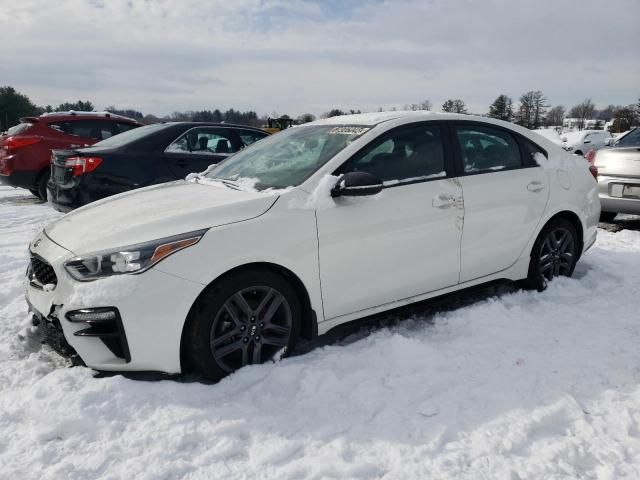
[442,99,467,114]
[0,86,40,131]
[56,100,94,112]
[488,94,513,121]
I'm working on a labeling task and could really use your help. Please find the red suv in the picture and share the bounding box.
[0,112,141,199]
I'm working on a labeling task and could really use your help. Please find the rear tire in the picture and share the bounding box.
[599,211,617,222]
[183,269,301,381]
[36,169,50,201]
[520,218,578,291]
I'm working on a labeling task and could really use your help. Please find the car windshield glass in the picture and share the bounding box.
[205,125,370,190]
[616,128,640,147]
[91,123,165,148]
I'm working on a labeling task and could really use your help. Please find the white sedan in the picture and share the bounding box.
[25,112,600,380]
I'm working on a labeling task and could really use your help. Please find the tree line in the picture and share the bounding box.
[325,94,639,133]
[0,86,273,131]
[1,85,638,133]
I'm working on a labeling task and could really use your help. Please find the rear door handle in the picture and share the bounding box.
[433,194,462,209]
[527,181,544,192]
[176,159,188,167]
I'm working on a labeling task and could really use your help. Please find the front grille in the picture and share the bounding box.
[30,254,58,287]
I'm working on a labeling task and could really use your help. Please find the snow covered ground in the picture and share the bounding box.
[1,184,639,479]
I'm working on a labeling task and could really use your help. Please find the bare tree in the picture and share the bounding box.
[569,99,596,130]
[611,105,638,132]
[545,105,565,127]
[516,91,548,129]
[419,99,432,110]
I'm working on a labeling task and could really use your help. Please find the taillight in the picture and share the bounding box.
[3,136,40,152]
[585,149,598,180]
[64,156,103,177]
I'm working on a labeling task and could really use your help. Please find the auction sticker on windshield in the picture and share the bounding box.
[328,126,370,135]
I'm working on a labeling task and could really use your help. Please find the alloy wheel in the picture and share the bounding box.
[538,227,575,282]
[209,286,292,373]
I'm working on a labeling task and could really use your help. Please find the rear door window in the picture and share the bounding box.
[166,128,239,155]
[48,120,114,140]
[455,125,522,173]
[616,128,640,147]
[521,138,547,166]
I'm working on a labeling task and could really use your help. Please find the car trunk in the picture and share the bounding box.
[594,147,640,178]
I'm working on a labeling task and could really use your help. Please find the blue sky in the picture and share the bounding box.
[1,0,638,117]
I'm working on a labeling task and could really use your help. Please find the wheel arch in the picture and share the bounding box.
[537,210,584,259]
[179,262,318,372]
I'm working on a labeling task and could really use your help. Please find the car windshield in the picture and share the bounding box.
[615,128,640,147]
[205,125,370,190]
[92,123,167,148]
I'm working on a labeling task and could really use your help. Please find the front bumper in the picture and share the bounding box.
[25,233,205,374]
[598,175,640,215]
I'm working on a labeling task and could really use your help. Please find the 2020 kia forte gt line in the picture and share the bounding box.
[25,112,600,380]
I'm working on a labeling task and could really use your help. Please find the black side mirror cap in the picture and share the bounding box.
[331,171,384,197]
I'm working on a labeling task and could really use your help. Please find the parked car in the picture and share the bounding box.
[609,127,640,148]
[561,130,612,156]
[47,122,269,212]
[26,112,599,381]
[588,127,640,221]
[0,111,141,200]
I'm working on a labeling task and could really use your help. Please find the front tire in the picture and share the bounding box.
[184,269,301,381]
[521,218,578,291]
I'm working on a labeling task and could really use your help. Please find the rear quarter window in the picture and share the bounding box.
[7,122,34,135]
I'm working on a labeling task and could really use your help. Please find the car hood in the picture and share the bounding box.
[45,180,280,255]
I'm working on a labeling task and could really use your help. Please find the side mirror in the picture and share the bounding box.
[331,171,383,197]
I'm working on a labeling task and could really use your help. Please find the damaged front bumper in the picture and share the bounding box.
[24,230,205,374]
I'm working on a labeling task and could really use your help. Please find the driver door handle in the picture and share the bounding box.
[527,181,544,192]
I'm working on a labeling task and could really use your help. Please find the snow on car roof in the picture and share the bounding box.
[311,110,440,126]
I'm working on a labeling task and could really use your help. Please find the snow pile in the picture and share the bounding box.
[561,131,587,147]
[1,186,640,479]
[532,128,563,146]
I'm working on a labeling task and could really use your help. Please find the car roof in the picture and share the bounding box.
[161,122,267,132]
[309,110,512,127]
[20,111,141,124]
[306,110,563,154]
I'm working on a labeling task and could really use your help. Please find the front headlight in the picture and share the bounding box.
[64,229,207,281]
